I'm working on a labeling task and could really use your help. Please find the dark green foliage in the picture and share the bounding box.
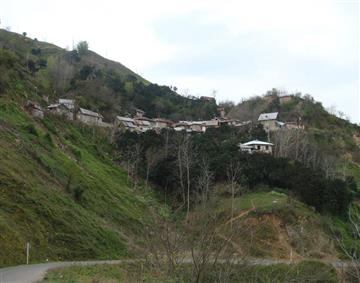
[73,185,86,202]
[25,123,39,136]
[78,65,95,80]
[44,132,54,147]
[0,48,17,67]
[116,127,353,214]
[76,41,89,56]
[31,48,41,55]
[27,59,37,73]
[105,70,124,92]
[66,50,81,63]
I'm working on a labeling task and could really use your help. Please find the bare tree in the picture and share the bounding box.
[143,202,245,283]
[145,146,161,189]
[197,158,213,207]
[176,134,196,217]
[122,144,142,189]
[273,128,339,177]
[333,204,360,282]
[226,161,242,230]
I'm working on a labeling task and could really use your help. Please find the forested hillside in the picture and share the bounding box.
[0,29,217,121]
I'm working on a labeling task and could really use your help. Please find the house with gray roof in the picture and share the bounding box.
[76,108,103,125]
[258,112,279,132]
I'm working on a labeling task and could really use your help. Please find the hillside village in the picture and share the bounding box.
[25,95,304,155]
[1,27,360,283]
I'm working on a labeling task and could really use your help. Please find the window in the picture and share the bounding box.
[266,145,269,150]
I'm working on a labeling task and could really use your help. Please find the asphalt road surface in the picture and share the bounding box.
[0,260,124,283]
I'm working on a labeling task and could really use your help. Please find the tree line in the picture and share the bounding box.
[116,125,355,216]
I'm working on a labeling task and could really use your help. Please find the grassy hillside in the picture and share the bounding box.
[0,97,165,266]
[0,30,180,267]
[41,260,338,283]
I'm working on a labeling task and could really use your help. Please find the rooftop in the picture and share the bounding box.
[78,108,103,118]
[240,140,274,146]
[258,112,278,121]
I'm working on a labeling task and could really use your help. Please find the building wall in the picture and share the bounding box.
[260,120,278,132]
[50,108,73,120]
[32,108,44,119]
[279,96,293,104]
[240,144,273,154]
[258,145,272,154]
[77,113,101,125]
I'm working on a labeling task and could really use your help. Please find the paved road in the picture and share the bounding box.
[0,260,125,283]
[0,258,354,283]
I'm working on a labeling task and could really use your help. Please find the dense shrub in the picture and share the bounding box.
[116,127,353,215]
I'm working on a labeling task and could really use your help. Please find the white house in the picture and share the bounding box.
[239,140,273,154]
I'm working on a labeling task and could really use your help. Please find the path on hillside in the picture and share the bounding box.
[0,258,354,283]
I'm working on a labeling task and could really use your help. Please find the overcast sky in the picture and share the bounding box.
[1,0,359,121]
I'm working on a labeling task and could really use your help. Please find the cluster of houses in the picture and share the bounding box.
[26,99,111,127]
[115,107,252,133]
[25,97,304,155]
[238,111,304,154]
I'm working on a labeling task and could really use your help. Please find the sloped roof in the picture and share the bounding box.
[241,140,273,146]
[59,99,75,109]
[154,118,173,124]
[116,116,134,123]
[26,101,43,111]
[135,119,151,126]
[48,103,72,110]
[258,112,278,121]
[48,103,60,109]
[78,108,103,118]
[59,99,74,104]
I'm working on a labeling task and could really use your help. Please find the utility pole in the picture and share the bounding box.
[26,242,30,264]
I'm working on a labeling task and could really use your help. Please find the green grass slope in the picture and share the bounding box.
[41,261,338,283]
[0,98,163,266]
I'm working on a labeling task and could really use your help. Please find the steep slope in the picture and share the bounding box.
[0,49,166,266]
[0,29,145,82]
[0,99,165,266]
[0,29,218,121]
[212,191,338,260]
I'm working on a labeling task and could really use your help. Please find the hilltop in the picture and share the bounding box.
[221,90,360,183]
[0,29,218,121]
